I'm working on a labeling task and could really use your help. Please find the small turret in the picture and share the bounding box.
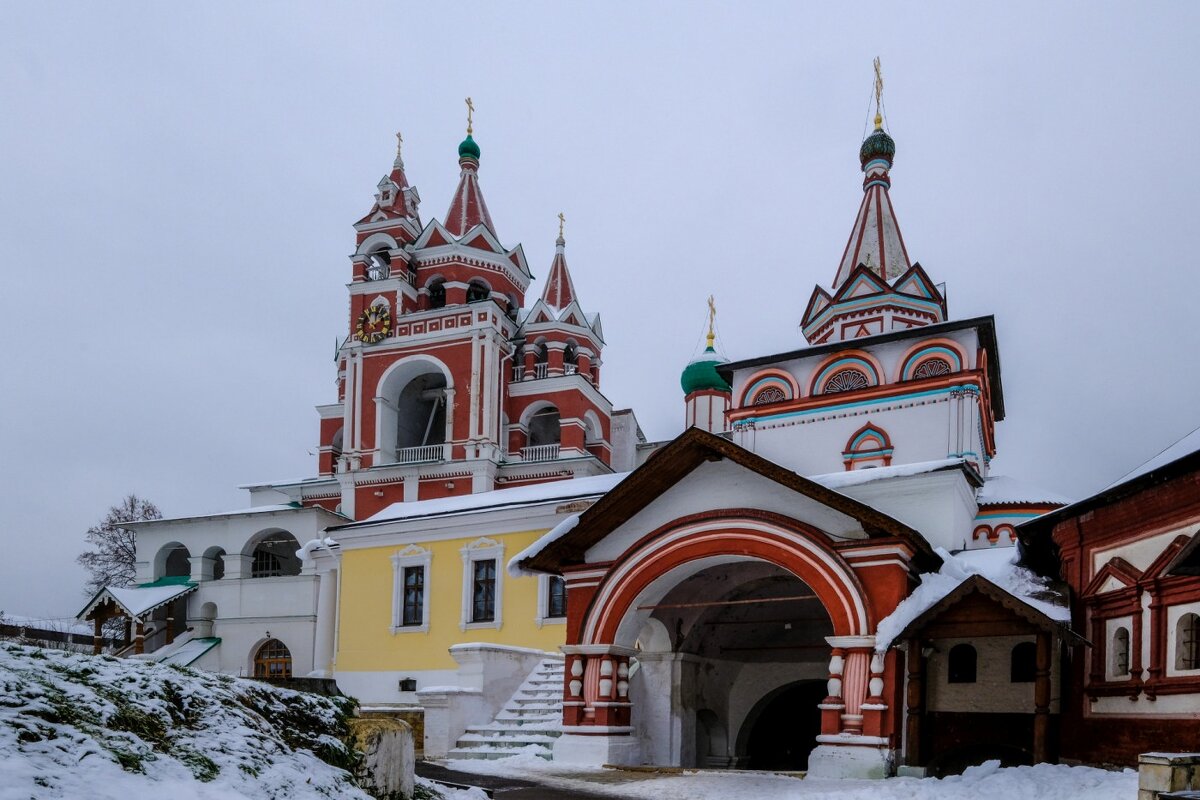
[682,297,731,433]
[445,97,496,236]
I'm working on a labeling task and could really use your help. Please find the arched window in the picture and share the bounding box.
[1176,613,1200,670]
[563,343,578,375]
[365,249,391,281]
[913,357,952,379]
[948,643,977,683]
[164,546,190,578]
[823,368,870,394]
[1011,641,1037,682]
[528,407,561,448]
[428,280,446,309]
[253,639,292,680]
[250,532,302,578]
[1112,627,1131,677]
[466,281,490,303]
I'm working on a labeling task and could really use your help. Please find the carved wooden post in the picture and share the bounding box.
[134,620,145,655]
[93,616,103,655]
[905,638,924,767]
[1033,632,1051,763]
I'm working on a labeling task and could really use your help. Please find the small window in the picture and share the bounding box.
[1011,641,1037,682]
[429,281,446,309]
[1177,613,1200,670]
[253,639,292,680]
[472,559,497,623]
[1111,628,1131,677]
[948,643,977,683]
[402,566,425,627]
[546,576,567,619]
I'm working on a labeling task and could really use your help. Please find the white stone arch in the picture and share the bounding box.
[369,294,391,309]
[356,232,400,256]
[240,527,302,578]
[153,541,191,580]
[202,545,227,581]
[247,635,294,679]
[519,398,559,429]
[583,410,604,444]
[376,355,455,462]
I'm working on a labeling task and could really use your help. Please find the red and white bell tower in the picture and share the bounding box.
[270,106,619,520]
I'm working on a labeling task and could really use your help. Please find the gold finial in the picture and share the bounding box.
[465,97,475,135]
[706,295,716,349]
[872,57,884,130]
[395,130,404,159]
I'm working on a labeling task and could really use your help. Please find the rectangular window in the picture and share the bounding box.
[472,559,496,623]
[402,566,424,626]
[547,575,567,619]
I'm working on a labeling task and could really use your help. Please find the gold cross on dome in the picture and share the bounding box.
[465,97,475,135]
[557,212,565,238]
[873,56,884,129]
[395,131,403,156]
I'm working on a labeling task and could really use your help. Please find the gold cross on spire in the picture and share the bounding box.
[465,97,474,135]
[706,295,717,349]
[395,130,403,159]
[873,56,884,130]
[557,211,565,239]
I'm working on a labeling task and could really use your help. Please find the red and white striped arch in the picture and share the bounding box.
[580,513,873,646]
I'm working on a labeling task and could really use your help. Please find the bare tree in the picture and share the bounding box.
[77,495,162,597]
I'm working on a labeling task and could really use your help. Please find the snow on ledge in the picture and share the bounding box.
[808,458,968,491]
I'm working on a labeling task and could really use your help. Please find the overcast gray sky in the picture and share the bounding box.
[2,2,1197,618]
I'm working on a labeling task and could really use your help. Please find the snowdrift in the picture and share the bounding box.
[0,642,373,799]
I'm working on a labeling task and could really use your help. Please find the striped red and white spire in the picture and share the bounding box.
[444,97,496,236]
[541,213,579,311]
[831,59,910,289]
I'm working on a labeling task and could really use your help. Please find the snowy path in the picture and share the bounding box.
[443,752,1137,800]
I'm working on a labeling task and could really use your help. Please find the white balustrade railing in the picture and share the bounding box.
[533,362,549,379]
[395,444,444,464]
[521,443,560,462]
[564,363,578,375]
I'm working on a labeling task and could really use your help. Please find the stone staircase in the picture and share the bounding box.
[446,657,564,760]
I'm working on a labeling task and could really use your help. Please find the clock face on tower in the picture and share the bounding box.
[355,305,391,344]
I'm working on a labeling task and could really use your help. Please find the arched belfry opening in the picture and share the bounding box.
[621,557,835,769]
[377,359,450,463]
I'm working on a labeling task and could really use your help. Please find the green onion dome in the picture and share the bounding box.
[859,127,895,167]
[681,346,731,395]
[458,134,481,160]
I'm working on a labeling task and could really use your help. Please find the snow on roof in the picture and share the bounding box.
[874,547,1070,651]
[356,472,630,526]
[508,513,580,578]
[126,503,324,527]
[808,458,967,491]
[977,475,1072,507]
[1107,425,1200,490]
[84,582,197,621]
[156,636,220,667]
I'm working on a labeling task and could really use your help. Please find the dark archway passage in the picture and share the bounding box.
[743,680,826,770]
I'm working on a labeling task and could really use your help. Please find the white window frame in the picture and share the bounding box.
[1103,615,1133,682]
[390,545,431,634]
[536,573,568,628]
[1167,603,1200,676]
[460,537,504,631]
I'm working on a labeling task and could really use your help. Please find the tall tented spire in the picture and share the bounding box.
[541,213,579,311]
[444,97,496,236]
[830,60,911,289]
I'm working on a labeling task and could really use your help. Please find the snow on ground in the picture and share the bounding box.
[0,642,372,800]
[445,752,1135,800]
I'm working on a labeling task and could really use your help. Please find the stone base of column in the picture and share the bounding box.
[807,739,893,779]
[552,731,641,766]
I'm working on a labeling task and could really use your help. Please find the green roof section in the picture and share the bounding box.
[137,575,195,589]
[681,346,732,395]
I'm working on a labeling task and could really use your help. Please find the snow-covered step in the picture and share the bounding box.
[447,656,564,761]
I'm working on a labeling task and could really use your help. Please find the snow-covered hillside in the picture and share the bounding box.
[0,642,373,800]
